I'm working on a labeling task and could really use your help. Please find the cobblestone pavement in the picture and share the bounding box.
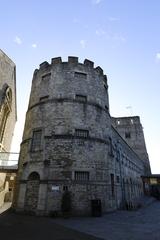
[53,201,160,240]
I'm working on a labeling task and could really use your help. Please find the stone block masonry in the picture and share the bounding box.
[15,56,151,216]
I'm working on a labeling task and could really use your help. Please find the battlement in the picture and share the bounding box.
[112,116,141,126]
[38,56,106,78]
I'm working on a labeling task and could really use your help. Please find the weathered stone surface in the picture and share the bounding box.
[15,57,151,216]
[0,50,17,207]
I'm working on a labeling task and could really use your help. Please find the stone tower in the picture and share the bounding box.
[16,57,112,215]
[112,116,151,175]
[15,56,149,216]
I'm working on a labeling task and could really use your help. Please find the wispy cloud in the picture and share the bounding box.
[31,43,37,48]
[80,40,86,49]
[92,0,102,5]
[14,36,22,45]
[96,28,106,36]
[112,34,126,43]
[95,28,126,44]
[156,52,160,60]
[108,17,119,22]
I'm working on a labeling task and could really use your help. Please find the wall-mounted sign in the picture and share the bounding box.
[51,185,60,191]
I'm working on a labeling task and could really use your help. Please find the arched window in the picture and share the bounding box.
[0,85,12,144]
[28,172,40,181]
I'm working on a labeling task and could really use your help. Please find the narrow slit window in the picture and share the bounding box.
[74,72,87,79]
[75,95,87,102]
[42,73,51,81]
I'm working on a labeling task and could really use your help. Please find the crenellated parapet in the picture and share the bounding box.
[29,56,109,114]
[35,56,107,83]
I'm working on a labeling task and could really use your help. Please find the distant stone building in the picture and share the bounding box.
[15,57,151,216]
[0,50,17,207]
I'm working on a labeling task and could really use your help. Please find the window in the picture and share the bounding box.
[117,120,120,125]
[42,73,51,81]
[31,129,42,151]
[108,137,114,157]
[105,105,108,111]
[75,129,89,138]
[74,72,87,79]
[0,86,12,143]
[75,171,89,181]
[110,174,115,197]
[104,84,108,91]
[116,176,120,183]
[75,95,87,102]
[63,186,68,191]
[40,95,49,101]
[125,132,131,138]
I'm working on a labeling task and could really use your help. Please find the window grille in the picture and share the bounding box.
[75,171,89,181]
[75,129,89,138]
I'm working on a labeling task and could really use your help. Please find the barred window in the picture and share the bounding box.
[74,72,87,79]
[75,129,89,138]
[75,94,87,102]
[75,171,89,181]
[31,129,42,151]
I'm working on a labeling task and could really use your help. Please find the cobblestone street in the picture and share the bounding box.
[53,200,160,240]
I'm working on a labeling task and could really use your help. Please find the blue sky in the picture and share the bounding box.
[0,0,160,173]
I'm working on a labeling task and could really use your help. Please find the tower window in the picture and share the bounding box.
[130,119,134,124]
[75,171,89,181]
[104,84,108,91]
[75,129,89,138]
[42,73,51,81]
[125,132,131,138]
[117,120,120,125]
[74,72,87,79]
[116,176,120,183]
[75,95,87,102]
[110,173,115,197]
[31,129,42,151]
[105,105,108,111]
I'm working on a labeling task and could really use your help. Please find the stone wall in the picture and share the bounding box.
[15,56,150,216]
[112,116,151,175]
[0,50,17,206]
